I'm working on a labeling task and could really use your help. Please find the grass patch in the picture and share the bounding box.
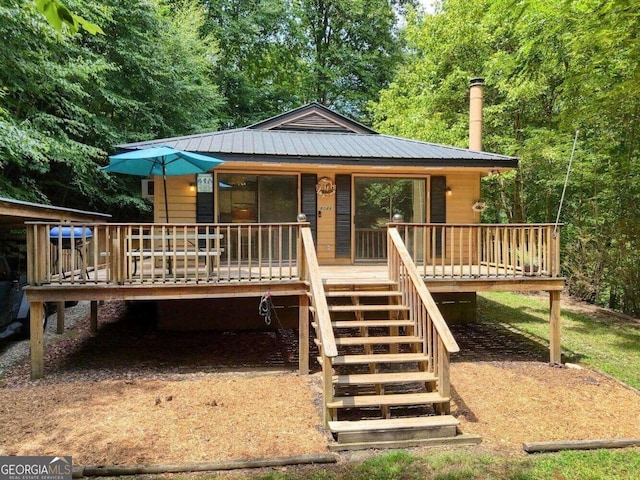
[477,291,640,389]
[245,449,640,480]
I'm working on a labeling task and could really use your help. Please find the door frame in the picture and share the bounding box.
[351,174,431,263]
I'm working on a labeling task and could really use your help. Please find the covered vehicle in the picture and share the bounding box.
[0,255,50,339]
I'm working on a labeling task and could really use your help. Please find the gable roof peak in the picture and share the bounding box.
[246,102,378,135]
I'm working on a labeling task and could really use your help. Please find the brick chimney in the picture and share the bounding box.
[469,78,484,151]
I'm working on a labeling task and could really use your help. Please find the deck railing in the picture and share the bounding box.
[394,223,561,278]
[355,228,387,260]
[299,226,338,426]
[26,222,561,286]
[26,222,302,285]
[387,227,459,408]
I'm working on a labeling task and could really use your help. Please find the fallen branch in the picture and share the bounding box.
[523,438,640,453]
[73,453,338,477]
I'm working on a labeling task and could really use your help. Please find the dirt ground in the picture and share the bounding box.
[1,298,639,466]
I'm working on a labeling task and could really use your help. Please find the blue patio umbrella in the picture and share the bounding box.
[103,146,224,222]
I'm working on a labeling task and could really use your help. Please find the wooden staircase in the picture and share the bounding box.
[299,226,480,450]
[311,282,475,450]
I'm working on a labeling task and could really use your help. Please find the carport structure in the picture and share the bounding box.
[0,196,110,334]
[0,197,110,228]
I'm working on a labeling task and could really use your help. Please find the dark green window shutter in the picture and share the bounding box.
[300,174,317,242]
[196,174,215,248]
[196,174,215,223]
[430,176,446,256]
[335,174,351,258]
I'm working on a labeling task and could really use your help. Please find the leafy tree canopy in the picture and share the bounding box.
[371,0,640,314]
[35,0,104,34]
[0,0,223,219]
[195,0,405,127]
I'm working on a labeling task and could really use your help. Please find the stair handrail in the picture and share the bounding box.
[388,227,459,353]
[388,227,458,405]
[299,226,338,358]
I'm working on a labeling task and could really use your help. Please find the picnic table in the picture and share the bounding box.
[126,231,223,276]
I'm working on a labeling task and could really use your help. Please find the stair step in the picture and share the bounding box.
[325,290,402,298]
[329,433,483,452]
[333,371,436,385]
[332,353,429,365]
[312,320,412,331]
[335,335,421,346]
[323,280,397,288]
[329,415,458,433]
[327,392,448,408]
[330,415,459,446]
[327,305,410,312]
[331,320,414,328]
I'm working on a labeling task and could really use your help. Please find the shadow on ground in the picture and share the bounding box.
[30,301,315,381]
[449,322,549,363]
[5,298,572,383]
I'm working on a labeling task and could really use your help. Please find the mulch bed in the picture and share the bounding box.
[451,361,640,452]
[0,373,330,465]
[1,300,639,465]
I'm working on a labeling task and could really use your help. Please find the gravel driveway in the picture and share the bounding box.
[0,301,89,378]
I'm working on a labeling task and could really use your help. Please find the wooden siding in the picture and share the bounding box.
[442,172,481,264]
[154,176,196,223]
[446,172,481,224]
[154,167,485,264]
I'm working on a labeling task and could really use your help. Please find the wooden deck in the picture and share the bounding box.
[25,263,563,305]
[24,221,564,380]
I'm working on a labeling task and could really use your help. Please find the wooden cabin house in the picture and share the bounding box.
[24,82,564,449]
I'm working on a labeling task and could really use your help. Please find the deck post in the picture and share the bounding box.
[549,290,561,364]
[298,293,309,374]
[90,300,98,334]
[30,301,45,379]
[56,301,65,334]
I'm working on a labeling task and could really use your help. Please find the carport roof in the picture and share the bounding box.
[0,197,111,228]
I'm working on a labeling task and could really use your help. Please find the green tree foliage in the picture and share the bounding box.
[197,0,402,126]
[371,0,640,314]
[34,0,104,34]
[293,0,401,120]
[198,0,307,128]
[0,0,222,218]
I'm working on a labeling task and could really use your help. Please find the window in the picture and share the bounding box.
[217,174,298,223]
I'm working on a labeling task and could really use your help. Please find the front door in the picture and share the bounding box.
[354,177,426,261]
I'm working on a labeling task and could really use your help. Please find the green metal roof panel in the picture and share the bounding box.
[118,129,517,167]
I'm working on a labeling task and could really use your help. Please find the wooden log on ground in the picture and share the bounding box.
[523,438,640,453]
[76,453,338,477]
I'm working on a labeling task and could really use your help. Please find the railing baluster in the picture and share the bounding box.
[278,225,283,279]
[247,225,253,280]
[537,226,543,276]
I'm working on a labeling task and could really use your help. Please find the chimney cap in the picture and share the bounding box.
[470,77,485,87]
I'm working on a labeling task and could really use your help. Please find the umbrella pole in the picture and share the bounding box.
[162,166,173,274]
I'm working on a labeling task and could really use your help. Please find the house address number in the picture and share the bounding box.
[197,173,213,193]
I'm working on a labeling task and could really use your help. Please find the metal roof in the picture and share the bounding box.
[118,129,518,168]
[117,102,518,168]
